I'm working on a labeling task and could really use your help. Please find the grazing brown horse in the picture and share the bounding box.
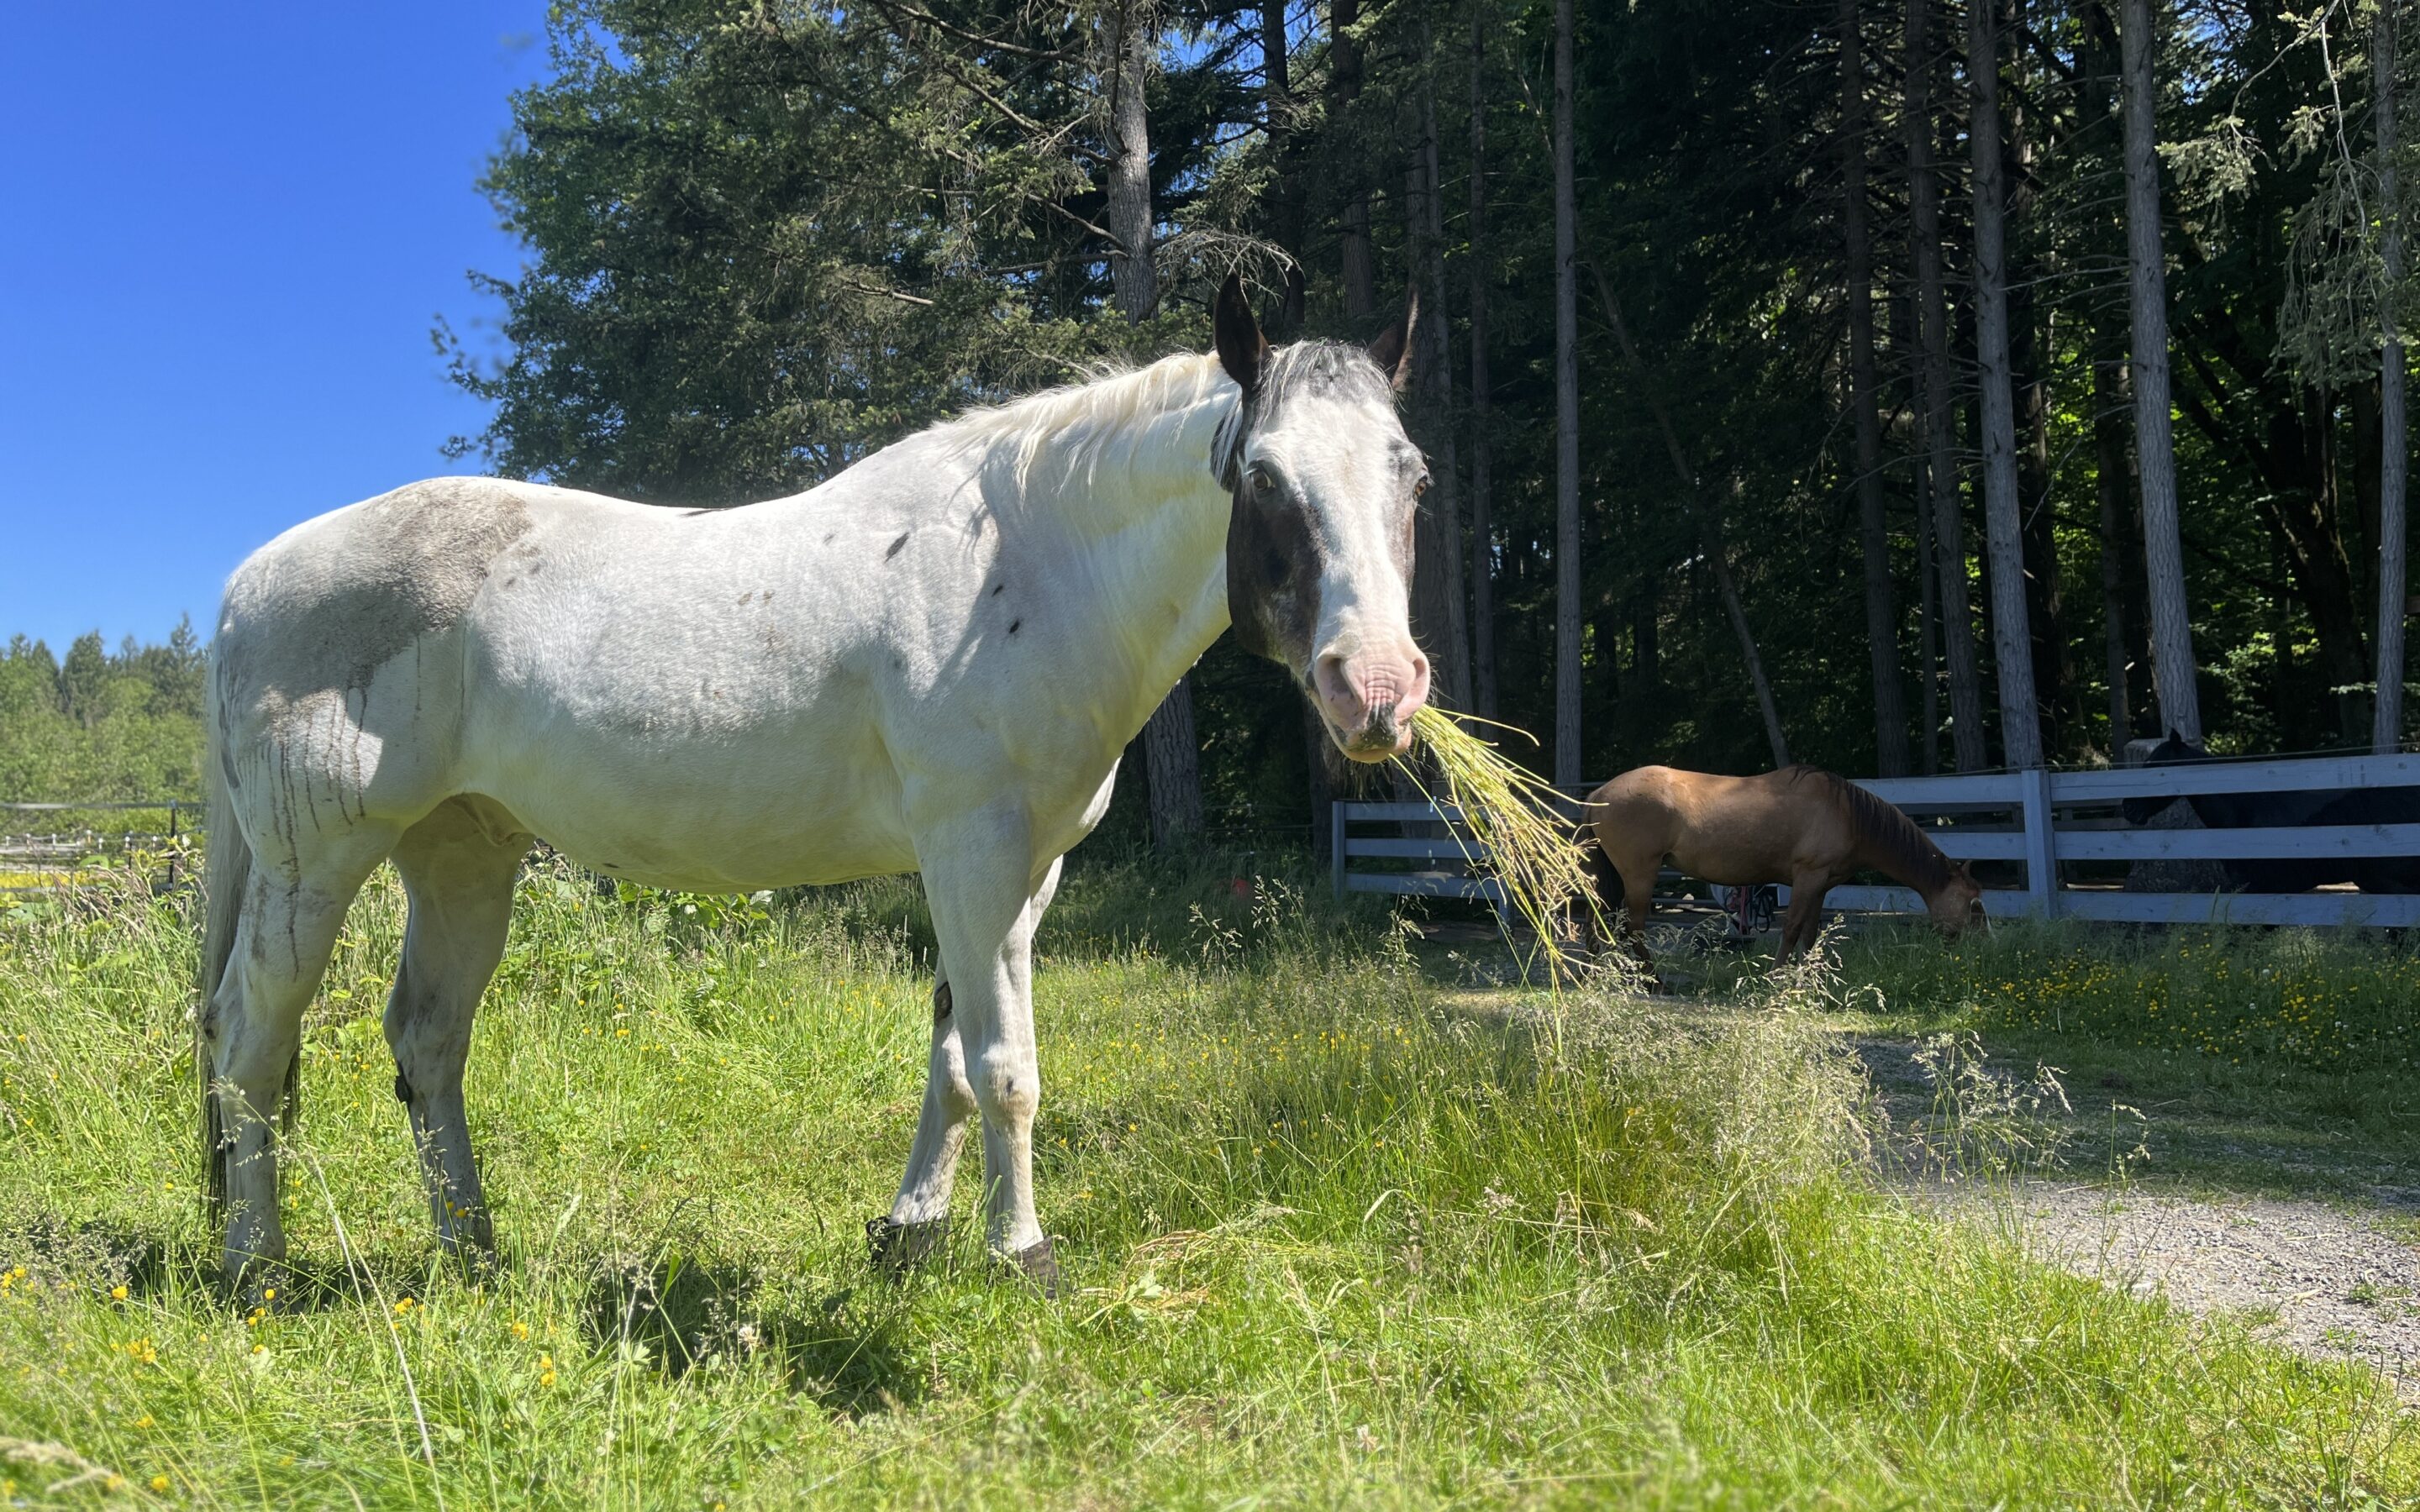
[1579,764,1985,960]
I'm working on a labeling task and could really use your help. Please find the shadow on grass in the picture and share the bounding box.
[580,1252,929,1416]
[0,1210,497,1316]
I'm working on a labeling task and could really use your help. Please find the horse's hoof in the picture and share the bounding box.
[227,1260,295,1315]
[445,1237,501,1284]
[867,1215,950,1272]
[1002,1236,1060,1299]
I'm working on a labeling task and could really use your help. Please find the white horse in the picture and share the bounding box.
[198,276,1432,1297]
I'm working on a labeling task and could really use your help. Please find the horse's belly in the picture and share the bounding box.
[465,714,915,891]
[499,772,915,891]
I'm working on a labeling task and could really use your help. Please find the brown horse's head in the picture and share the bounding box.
[1926,861,1986,937]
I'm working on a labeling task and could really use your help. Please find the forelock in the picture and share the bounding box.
[1213,339,1396,486]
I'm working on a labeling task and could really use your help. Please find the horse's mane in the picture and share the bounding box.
[1782,765,1954,892]
[934,352,1241,499]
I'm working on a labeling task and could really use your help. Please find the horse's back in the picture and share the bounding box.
[1587,764,1852,884]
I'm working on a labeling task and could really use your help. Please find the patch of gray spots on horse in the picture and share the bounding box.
[886,532,911,560]
[823,533,836,545]
[224,479,533,706]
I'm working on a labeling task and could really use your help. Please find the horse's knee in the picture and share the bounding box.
[974,1051,1039,1126]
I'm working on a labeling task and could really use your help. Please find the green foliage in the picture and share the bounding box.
[0,869,2411,1504]
[0,621,204,811]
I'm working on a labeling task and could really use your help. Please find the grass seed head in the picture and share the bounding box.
[1397,707,1610,988]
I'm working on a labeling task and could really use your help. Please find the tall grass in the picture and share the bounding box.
[0,864,2409,1506]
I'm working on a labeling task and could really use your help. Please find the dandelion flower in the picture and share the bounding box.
[110,1285,127,1300]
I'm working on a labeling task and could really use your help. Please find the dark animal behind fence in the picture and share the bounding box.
[2122,732,2420,895]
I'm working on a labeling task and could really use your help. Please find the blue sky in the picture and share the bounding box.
[0,3,552,653]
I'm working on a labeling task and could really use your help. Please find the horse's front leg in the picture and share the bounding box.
[885,837,1060,1291]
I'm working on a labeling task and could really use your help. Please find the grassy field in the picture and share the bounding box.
[1811,921,2420,1201]
[0,861,2413,1508]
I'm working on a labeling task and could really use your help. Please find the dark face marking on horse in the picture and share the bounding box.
[1210,272,1421,680]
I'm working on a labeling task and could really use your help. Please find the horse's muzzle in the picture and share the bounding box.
[1314,643,1428,762]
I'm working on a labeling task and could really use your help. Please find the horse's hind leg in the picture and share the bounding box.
[206,828,395,1294]
[871,967,975,1269]
[383,799,528,1260]
[1614,862,1659,968]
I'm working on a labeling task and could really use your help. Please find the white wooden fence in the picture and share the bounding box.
[1333,751,2420,929]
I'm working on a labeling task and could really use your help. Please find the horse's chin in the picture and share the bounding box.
[1328,718,1409,764]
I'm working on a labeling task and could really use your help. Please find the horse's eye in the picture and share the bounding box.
[1248,465,1275,497]
[1413,472,1431,498]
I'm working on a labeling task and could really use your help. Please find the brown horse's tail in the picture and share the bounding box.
[1574,812,1623,915]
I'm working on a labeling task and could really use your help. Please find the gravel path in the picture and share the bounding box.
[1848,1037,2420,1389]
[1970,1182,2420,1389]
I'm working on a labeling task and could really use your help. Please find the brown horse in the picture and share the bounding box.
[1579,764,1985,960]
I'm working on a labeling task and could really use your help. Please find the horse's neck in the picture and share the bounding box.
[979,377,1239,742]
[1847,826,1944,903]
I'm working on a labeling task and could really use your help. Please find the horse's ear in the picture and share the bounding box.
[1213,273,1270,394]
[1367,286,1419,392]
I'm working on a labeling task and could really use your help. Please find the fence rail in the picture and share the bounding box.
[1334,751,2420,930]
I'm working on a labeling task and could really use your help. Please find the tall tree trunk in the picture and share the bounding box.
[1900,283,1941,772]
[1261,0,1305,333]
[1402,45,1472,711]
[1332,0,1376,321]
[2118,0,2203,740]
[1553,0,1582,788]
[2096,347,2141,747]
[2378,0,2409,753]
[1908,0,1988,769]
[1840,0,1911,776]
[1967,0,2040,767]
[1467,0,1498,719]
[1917,458,1942,772]
[1107,1,1199,845]
[2007,20,2070,754]
[1590,265,1791,769]
[1104,1,1156,320]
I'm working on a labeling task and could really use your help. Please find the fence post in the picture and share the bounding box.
[1330,801,1348,900]
[2020,765,2057,919]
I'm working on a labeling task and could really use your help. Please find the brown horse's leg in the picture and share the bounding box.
[1618,865,1657,968]
[1771,870,1819,953]
[1781,876,1830,959]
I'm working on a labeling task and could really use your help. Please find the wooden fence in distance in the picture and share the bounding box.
[1335,752,2420,929]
